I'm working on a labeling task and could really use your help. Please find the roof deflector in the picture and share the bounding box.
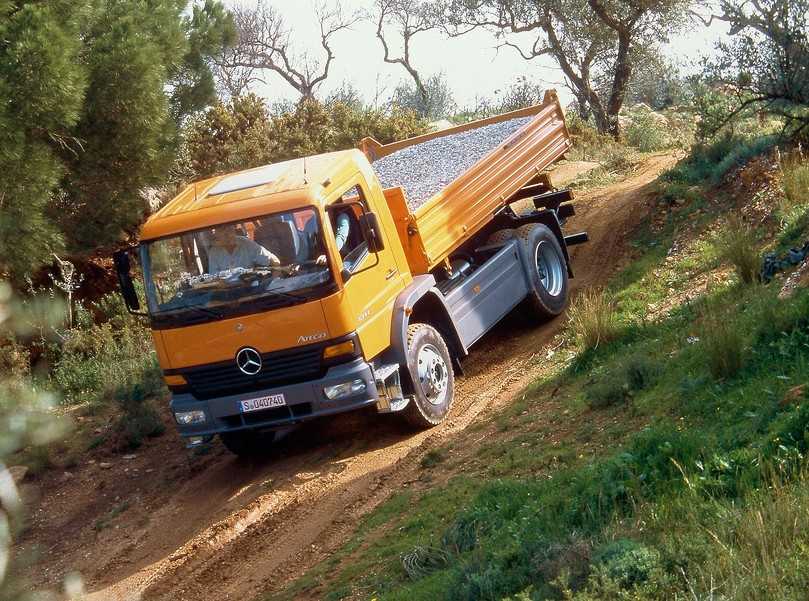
[206,163,288,196]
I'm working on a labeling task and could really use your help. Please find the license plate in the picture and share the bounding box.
[240,393,286,413]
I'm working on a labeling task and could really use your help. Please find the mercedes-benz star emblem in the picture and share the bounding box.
[236,347,262,376]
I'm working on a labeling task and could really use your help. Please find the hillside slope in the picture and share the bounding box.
[18,154,675,601]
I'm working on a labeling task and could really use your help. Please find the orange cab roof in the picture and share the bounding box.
[140,150,364,241]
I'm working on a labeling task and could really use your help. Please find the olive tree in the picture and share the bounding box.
[439,0,690,136]
[223,0,360,100]
[697,0,808,138]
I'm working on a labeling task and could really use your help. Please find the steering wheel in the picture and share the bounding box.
[237,269,273,284]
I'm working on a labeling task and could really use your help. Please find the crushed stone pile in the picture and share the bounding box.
[373,116,533,212]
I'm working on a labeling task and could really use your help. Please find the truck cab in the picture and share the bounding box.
[117,151,417,454]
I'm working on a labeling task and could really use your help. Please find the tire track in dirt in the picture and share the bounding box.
[35,154,675,601]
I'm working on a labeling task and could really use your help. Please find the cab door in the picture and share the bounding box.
[326,177,402,360]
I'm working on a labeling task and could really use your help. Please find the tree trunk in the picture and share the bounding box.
[605,31,633,138]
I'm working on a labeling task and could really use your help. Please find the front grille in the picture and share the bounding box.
[180,344,325,400]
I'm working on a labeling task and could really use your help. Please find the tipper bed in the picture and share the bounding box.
[373,116,534,211]
[359,90,572,276]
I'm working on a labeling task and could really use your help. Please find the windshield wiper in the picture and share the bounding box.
[256,289,306,305]
[188,305,224,319]
[156,304,223,320]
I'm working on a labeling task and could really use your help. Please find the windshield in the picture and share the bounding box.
[142,208,334,324]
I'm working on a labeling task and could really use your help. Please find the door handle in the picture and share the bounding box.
[385,268,398,280]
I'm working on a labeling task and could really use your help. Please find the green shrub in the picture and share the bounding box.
[114,372,166,450]
[716,216,759,285]
[592,539,661,589]
[568,289,620,350]
[566,116,638,175]
[51,319,162,407]
[181,95,429,180]
[622,354,662,391]
[587,378,629,409]
[663,134,777,187]
[624,112,669,152]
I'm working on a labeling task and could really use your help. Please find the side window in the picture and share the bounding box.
[331,185,367,271]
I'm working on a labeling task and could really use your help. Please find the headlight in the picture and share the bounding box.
[323,379,366,400]
[174,409,207,425]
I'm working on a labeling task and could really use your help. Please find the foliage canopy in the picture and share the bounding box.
[0,0,234,284]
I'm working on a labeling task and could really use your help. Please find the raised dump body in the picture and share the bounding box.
[360,90,571,275]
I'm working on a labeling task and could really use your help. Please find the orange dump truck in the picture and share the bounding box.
[114,90,587,455]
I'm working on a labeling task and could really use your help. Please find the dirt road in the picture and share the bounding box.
[21,154,675,601]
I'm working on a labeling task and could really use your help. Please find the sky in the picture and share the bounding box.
[229,0,731,109]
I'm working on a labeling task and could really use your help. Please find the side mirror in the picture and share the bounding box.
[358,212,385,253]
[113,249,142,313]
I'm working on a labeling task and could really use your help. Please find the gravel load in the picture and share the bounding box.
[373,116,533,212]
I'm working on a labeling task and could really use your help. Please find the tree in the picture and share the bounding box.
[225,0,360,100]
[181,95,429,180]
[439,0,690,136]
[391,73,457,119]
[182,94,277,178]
[373,0,437,110]
[614,51,685,110]
[697,0,809,138]
[0,1,86,283]
[0,1,233,284]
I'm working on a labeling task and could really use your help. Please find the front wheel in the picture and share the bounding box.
[401,323,455,428]
[516,223,569,318]
[220,430,276,458]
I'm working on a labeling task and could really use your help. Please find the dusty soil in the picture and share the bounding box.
[19,154,676,601]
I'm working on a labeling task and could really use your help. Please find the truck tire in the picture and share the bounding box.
[486,228,516,246]
[220,430,276,458]
[401,323,455,428]
[516,223,568,318]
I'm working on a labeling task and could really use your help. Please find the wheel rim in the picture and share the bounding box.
[416,344,449,405]
[534,241,564,297]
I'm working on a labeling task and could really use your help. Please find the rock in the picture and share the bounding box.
[428,119,454,131]
[673,197,686,206]
[60,471,74,483]
[631,102,653,113]
[122,454,137,461]
[8,465,28,484]
[779,258,809,299]
[780,384,806,407]
[99,462,113,469]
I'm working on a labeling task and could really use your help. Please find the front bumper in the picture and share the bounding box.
[170,357,379,437]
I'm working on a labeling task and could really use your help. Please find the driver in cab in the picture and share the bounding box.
[207,224,280,274]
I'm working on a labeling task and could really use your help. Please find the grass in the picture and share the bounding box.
[781,147,809,208]
[420,448,448,469]
[269,133,809,601]
[717,215,760,285]
[567,289,620,350]
[699,300,748,379]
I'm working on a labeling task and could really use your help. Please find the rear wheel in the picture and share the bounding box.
[401,323,455,428]
[516,223,569,318]
[220,430,276,457]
